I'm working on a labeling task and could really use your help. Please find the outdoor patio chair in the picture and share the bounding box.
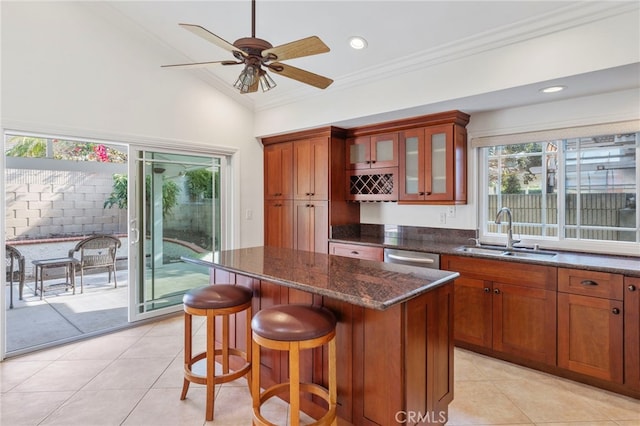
[6,245,25,309]
[69,235,122,290]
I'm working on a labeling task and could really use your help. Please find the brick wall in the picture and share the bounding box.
[5,169,127,240]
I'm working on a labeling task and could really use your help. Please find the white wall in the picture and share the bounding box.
[1,1,263,248]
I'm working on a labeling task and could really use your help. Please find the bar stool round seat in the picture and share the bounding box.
[251,304,337,426]
[180,284,253,422]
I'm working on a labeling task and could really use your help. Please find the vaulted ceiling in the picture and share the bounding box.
[100,0,640,119]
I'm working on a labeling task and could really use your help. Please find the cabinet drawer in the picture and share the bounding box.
[558,268,624,300]
[442,255,556,291]
[329,242,383,261]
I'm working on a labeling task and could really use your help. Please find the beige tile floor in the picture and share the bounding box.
[1,313,639,426]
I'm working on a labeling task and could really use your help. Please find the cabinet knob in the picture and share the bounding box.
[629,285,637,292]
[365,160,371,164]
[351,251,359,255]
[425,192,432,195]
[419,192,425,196]
[493,288,500,294]
[612,307,621,315]
[580,280,598,286]
[371,160,376,164]
[483,287,490,293]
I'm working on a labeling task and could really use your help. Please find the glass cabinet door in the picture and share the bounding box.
[346,137,370,169]
[371,133,398,168]
[424,125,454,201]
[399,128,424,200]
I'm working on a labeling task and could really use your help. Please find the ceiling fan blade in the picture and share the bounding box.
[161,60,241,69]
[178,23,247,57]
[262,36,329,62]
[268,62,333,89]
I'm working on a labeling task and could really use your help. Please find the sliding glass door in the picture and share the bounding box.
[128,149,222,321]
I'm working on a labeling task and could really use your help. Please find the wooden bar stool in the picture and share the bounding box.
[251,304,337,426]
[181,284,253,421]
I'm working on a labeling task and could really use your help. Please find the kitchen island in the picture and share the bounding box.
[183,246,459,425]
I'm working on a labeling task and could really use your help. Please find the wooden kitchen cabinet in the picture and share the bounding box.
[328,242,384,261]
[262,127,360,254]
[442,255,557,365]
[625,276,640,391]
[346,133,398,170]
[558,268,624,383]
[264,142,293,200]
[293,137,329,201]
[399,123,467,204]
[264,199,293,249]
[293,200,328,253]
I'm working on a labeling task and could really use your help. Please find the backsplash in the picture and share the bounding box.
[331,224,476,245]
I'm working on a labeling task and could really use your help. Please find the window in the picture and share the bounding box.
[478,128,639,255]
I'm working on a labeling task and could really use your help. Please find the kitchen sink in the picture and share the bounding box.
[457,246,508,256]
[455,245,557,260]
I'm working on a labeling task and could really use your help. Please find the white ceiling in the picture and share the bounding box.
[103,1,639,117]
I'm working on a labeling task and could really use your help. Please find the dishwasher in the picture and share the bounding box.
[383,248,440,269]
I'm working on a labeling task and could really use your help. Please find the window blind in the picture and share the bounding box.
[470,119,640,148]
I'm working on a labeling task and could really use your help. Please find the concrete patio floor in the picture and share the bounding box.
[5,269,130,355]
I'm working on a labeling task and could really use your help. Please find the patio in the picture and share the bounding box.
[5,260,211,355]
[5,269,130,354]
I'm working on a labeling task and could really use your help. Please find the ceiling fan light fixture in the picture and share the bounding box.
[259,70,277,92]
[233,64,258,93]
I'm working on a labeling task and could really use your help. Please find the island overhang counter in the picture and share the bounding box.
[182,246,459,425]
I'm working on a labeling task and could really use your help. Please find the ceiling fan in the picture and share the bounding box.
[162,0,333,93]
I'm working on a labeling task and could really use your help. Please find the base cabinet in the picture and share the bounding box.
[442,255,557,365]
[625,277,640,391]
[558,268,624,383]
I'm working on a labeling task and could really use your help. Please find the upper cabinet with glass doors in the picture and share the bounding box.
[346,133,398,169]
[398,113,469,204]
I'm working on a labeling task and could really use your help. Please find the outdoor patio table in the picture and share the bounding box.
[32,257,80,299]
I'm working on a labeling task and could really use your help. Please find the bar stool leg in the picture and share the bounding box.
[180,311,192,400]
[222,314,229,374]
[206,310,216,421]
[329,338,337,426]
[251,335,261,417]
[290,341,301,426]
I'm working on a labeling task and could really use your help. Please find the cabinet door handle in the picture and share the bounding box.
[419,192,425,195]
[351,251,359,255]
[493,288,501,294]
[612,307,621,315]
[629,285,637,292]
[483,287,490,293]
[580,280,598,286]
[425,192,432,195]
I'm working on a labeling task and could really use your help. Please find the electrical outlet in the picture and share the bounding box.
[447,206,456,217]
[245,209,253,220]
[439,212,447,224]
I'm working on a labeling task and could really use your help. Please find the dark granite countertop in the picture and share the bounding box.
[329,225,640,277]
[181,246,459,310]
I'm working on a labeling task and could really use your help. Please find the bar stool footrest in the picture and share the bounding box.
[254,382,337,426]
[184,348,251,386]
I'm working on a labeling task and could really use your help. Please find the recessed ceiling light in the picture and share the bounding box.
[540,85,566,93]
[349,36,368,50]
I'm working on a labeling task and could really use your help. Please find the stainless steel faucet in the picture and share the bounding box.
[495,207,520,249]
